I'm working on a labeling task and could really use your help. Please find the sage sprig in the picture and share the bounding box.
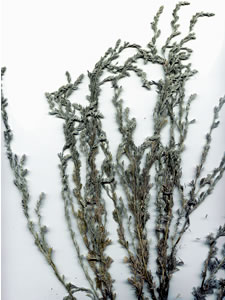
[2,2,225,300]
[192,225,225,300]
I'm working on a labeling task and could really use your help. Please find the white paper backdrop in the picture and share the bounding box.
[2,0,225,299]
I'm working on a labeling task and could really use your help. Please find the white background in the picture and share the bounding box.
[1,0,225,299]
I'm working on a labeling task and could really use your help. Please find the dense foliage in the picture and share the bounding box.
[2,2,225,299]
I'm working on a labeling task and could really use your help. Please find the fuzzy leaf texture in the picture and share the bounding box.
[1,2,225,300]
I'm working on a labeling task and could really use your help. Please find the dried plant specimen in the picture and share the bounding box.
[2,2,225,300]
[192,225,225,300]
